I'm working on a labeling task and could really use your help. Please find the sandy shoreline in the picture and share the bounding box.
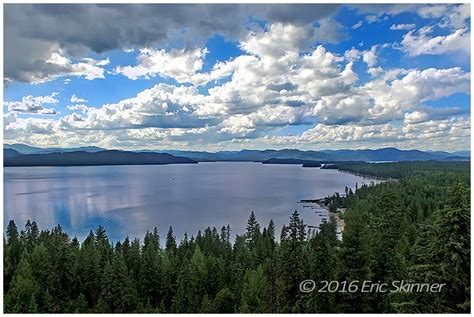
[315,200,345,235]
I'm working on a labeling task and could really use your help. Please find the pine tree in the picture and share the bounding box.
[213,287,236,313]
[5,255,38,313]
[165,226,177,255]
[431,181,470,312]
[186,245,208,311]
[97,254,137,313]
[29,242,51,312]
[337,207,371,313]
[160,250,178,311]
[74,293,88,313]
[75,234,101,309]
[277,210,306,312]
[20,220,39,252]
[240,265,268,313]
[140,230,163,308]
[367,189,407,312]
[245,211,261,249]
[305,219,338,313]
[5,220,22,293]
[124,238,141,284]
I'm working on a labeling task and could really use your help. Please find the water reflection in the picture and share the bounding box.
[4,162,375,241]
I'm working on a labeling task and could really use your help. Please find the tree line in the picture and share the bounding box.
[4,162,470,313]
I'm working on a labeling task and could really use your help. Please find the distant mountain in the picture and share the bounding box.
[158,150,219,162]
[321,147,442,161]
[158,149,333,162]
[4,150,196,167]
[4,144,470,163]
[4,143,105,154]
[436,156,471,162]
[163,148,468,162]
[4,149,21,159]
[452,151,471,157]
[262,158,321,167]
[4,143,43,154]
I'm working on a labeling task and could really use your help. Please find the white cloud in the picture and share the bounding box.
[417,5,448,19]
[26,52,108,83]
[115,22,347,87]
[4,93,59,115]
[390,23,415,30]
[365,15,378,23]
[240,23,315,58]
[344,47,362,62]
[401,27,470,56]
[221,105,314,135]
[363,67,470,121]
[308,66,470,126]
[70,95,88,103]
[67,104,92,113]
[352,20,363,29]
[260,115,470,151]
[404,106,467,124]
[417,4,470,29]
[404,110,429,124]
[313,19,348,44]
[344,45,380,67]
[367,67,383,77]
[115,47,208,82]
[362,45,378,67]
[4,22,471,151]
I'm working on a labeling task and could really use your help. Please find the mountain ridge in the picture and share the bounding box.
[4,149,197,167]
[4,143,470,163]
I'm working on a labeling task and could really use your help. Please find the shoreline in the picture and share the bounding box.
[300,198,346,235]
[316,200,346,235]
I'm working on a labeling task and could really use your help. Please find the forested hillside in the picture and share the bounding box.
[3,162,470,313]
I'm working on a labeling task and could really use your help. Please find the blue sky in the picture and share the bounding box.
[3,4,471,151]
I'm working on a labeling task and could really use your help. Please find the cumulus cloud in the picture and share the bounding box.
[344,47,362,62]
[4,4,340,83]
[351,4,419,17]
[400,4,471,58]
[3,10,471,151]
[390,23,415,30]
[404,106,468,124]
[401,27,470,56]
[115,48,208,82]
[12,50,108,84]
[362,67,470,121]
[70,94,88,103]
[241,23,316,58]
[417,4,470,29]
[362,45,378,67]
[7,54,470,150]
[352,20,363,29]
[260,114,470,151]
[344,45,382,67]
[67,104,92,113]
[365,15,378,23]
[4,93,59,115]
[313,19,348,44]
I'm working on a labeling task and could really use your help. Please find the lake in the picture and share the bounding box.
[4,162,375,241]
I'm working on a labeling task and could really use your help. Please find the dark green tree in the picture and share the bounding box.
[240,265,268,313]
[5,255,38,313]
[97,254,137,312]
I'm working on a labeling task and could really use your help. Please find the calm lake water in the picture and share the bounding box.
[4,162,375,241]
